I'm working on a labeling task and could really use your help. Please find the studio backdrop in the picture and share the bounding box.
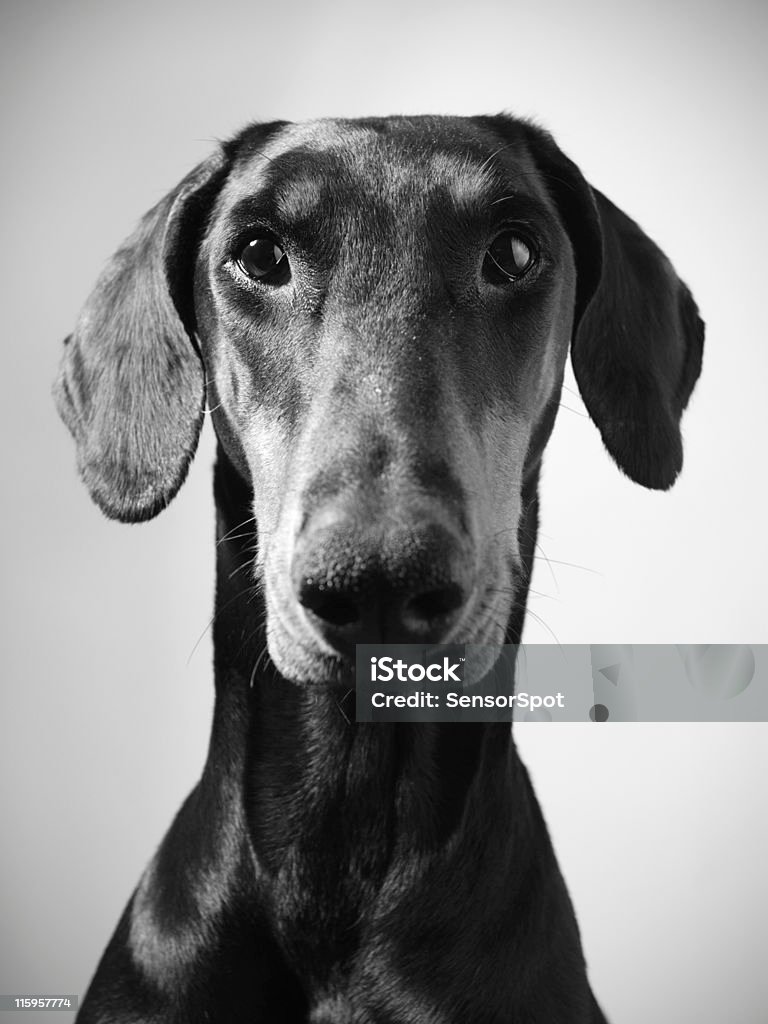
[1,2,766,1023]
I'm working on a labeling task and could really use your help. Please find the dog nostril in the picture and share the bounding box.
[299,583,360,628]
[405,583,465,624]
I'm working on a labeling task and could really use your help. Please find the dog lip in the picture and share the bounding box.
[266,591,506,687]
[265,592,353,683]
[268,620,354,686]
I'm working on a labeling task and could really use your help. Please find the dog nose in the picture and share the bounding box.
[292,520,473,646]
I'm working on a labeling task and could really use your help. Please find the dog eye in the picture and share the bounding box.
[484,232,536,282]
[236,237,289,282]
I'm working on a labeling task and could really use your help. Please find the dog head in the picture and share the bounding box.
[55,115,703,684]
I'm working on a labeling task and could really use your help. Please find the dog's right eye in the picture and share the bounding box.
[236,237,289,283]
[483,231,536,284]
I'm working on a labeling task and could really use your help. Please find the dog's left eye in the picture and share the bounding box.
[236,237,289,282]
[484,232,536,282]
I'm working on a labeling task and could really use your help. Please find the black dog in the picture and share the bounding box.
[55,114,703,1023]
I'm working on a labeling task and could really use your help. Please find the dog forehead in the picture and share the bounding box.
[220,117,544,220]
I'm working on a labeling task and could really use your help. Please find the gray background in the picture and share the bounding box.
[1,1,767,1021]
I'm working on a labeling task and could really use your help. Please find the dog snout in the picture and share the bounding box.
[292,515,474,648]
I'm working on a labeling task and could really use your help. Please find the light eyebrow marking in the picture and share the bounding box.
[274,176,325,223]
[428,152,508,217]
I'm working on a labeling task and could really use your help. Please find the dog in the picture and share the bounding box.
[55,114,703,1023]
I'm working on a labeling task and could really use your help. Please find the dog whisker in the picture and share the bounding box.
[217,515,259,546]
[185,589,249,665]
[532,555,601,576]
[557,402,589,418]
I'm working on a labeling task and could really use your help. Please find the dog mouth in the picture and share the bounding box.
[262,568,518,687]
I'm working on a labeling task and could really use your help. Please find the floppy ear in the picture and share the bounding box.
[521,122,704,490]
[54,149,231,522]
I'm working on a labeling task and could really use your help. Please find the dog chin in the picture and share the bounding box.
[265,611,512,689]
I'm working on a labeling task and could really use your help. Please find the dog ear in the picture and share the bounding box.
[520,122,704,490]
[54,149,231,522]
